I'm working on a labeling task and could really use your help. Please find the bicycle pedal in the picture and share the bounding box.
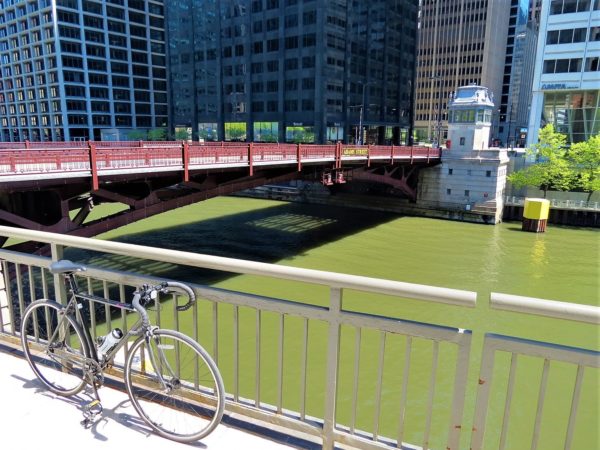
[83,399,103,416]
[80,417,93,428]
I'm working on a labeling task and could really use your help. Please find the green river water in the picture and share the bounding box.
[70,197,598,449]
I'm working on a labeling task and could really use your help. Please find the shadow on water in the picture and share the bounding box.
[66,200,401,285]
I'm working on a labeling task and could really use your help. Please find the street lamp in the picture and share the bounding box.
[358,81,375,145]
[430,73,444,148]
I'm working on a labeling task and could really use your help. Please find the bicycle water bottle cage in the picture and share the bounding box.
[49,260,87,275]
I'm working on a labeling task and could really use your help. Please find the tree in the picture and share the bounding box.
[568,134,600,200]
[174,129,189,140]
[127,130,147,141]
[508,125,575,197]
[147,128,167,141]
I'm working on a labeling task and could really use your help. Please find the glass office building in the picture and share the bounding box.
[527,0,600,145]
[0,0,168,142]
[166,0,418,144]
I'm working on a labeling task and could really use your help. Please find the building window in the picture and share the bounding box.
[464,190,470,197]
[549,0,593,14]
[446,188,451,195]
[543,58,583,73]
[460,137,466,145]
[547,28,588,44]
[266,38,279,52]
[585,57,600,72]
[486,170,492,177]
[448,168,453,175]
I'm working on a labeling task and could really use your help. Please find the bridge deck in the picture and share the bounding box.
[0,348,299,450]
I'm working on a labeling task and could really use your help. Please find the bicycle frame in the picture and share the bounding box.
[60,273,174,388]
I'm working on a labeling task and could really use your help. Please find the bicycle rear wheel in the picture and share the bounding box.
[125,329,225,443]
[20,300,90,396]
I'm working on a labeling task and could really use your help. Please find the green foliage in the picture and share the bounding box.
[508,125,599,197]
[567,134,600,198]
[127,130,147,141]
[174,129,189,140]
[147,128,167,141]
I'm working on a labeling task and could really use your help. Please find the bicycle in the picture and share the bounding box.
[19,259,225,443]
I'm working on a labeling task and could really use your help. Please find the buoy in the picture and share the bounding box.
[522,198,550,232]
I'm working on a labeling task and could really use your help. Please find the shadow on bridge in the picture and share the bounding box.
[63,199,401,286]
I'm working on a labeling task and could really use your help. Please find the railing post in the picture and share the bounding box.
[470,336,496,450]
[248,142,254,176]
[367,144,371,167]
[25,140,30,149]
[427,146,430,163]
[182,140,190,182]
[297,143,302,172]
[323,287,342,450]
[50,243,68,306]
[446,332,472,449]
[410,146,414,164]
[390,144,395,165]
[88,140,99,191]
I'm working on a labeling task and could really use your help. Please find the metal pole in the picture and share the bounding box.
[437,77,443,149]
[358,104,364,145]
[507,102,513,150]
[359,82,367,145]
[430,73,443,148]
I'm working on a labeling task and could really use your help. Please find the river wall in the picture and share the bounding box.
[236,181,600,227]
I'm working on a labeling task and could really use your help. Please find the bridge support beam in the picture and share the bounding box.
[350,165,418,201]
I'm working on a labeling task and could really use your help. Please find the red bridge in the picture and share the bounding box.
[0,141,440,245]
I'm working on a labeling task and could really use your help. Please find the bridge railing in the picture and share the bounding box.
[0,142,440,183]
[505,196,600,211]
[0,226,597,450]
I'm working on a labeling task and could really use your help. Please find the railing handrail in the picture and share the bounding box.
[490,292,600,324]
[0,225,475,307]
[505,195,600,211]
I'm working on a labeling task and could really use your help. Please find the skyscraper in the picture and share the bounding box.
[497,0,538,148]
[527,0,600,146]
[413,0,513,146]
[166,0,419,145]
[0,0,168,142]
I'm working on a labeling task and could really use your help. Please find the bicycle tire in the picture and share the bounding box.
[20,300,90,396]
[124,329,225,443]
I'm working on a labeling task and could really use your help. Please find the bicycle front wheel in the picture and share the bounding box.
[125,329,225,443]
[20,300,90,396]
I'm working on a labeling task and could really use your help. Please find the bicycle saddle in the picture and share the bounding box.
[49,260,87,274]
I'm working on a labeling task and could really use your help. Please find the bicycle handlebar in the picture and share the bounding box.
[139,281,196,312]
[164,281,196,311]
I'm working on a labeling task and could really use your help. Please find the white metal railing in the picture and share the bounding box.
[505,196,600,211]
[0,225,597,450]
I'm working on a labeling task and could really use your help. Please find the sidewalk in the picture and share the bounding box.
[0,348,298,450]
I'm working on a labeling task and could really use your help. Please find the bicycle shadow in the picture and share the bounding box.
[11,373,207,448]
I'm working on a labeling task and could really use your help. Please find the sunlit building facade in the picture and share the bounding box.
[166,0,419,144]
[527,0,600,145]
[0,0,168,142]
[413,0,514,145]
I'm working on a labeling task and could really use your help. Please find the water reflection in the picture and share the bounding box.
[482,224,503,284]
[530,235,548,278]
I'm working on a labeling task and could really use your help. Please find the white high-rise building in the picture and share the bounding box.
[527,0,600,145]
